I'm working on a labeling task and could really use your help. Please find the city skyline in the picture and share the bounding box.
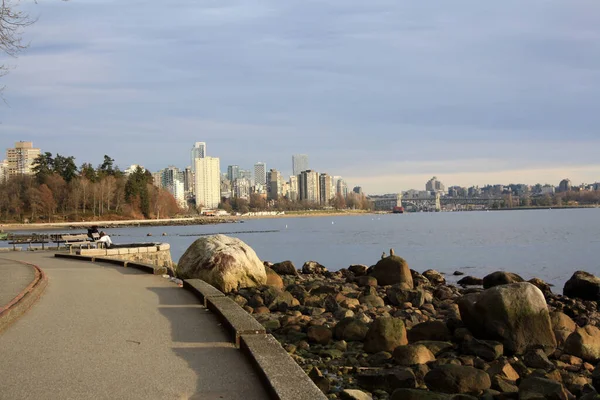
[2,1,600,193]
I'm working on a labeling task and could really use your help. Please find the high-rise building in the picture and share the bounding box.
[190,142,207,172]
[183,167,194,195]
[194,157,221,209]
[267,169,281,201]
[299,170,320,203]
[336,178,348,198]
[426,176,445,193]
[288,175,299,201]
[239,169,253,183]
[124,164,145,176]
[292,154,309,176]
[558,179,572,193]
[254,162,267,186]
[319,173,333,205]
[353,186,363,195]
[6,141,41,176]
[233,177,251,199]
[227,165,240,182]
[0,159,8,183]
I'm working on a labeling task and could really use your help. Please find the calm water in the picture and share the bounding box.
[5,209,600,288]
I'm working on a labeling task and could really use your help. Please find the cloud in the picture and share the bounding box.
[1,0,600,192]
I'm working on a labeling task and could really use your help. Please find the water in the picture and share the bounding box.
[4,208,600,288]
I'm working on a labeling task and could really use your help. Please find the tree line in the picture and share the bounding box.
[0,154,180,223]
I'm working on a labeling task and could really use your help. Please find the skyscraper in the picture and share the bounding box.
[254,162,267,186]
[292,154,309,176]
[194,157,221,209]
[299,170,320,203]
[227,165,240,182]
[319,173,333,205]
[267,169,281,201]
[6,141,41,176]
[190,142,206,172]
[426,176,445,193]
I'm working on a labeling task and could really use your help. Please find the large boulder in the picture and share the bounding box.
[393,344,436,366]
[265,267,284,289]
[563,271,600,301]
[424,365,491,394]
[458,282,556,355]
[302,261,327,274]
[271,260,299,276]
[368,254,414,288]
[564,325,600,362]
[408,321,451,343]
[364,317,408,353]
[482,271,524,289]
[334,317,369,341]
[423,270,445,285]
[518,376,570,400]
[357,368,416,393]
[176,234,266,293]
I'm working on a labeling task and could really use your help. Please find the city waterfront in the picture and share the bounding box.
[7,208,599,288]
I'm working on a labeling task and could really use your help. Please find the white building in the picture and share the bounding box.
[124,164,145,176]
[288,175,299,201]
[254,162,266,186]
[6,141,41,176]
[0,159,8,183]
[194,157,221,209]
[233,177,251,199]
[292,154,309,176]
[541,185,555,195]
[190,142,207,173]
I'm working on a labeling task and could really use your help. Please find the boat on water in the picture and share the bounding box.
[392,206,404,214]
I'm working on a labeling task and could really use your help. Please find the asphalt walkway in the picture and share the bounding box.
[0,252,269,400]
[0,258,35,307]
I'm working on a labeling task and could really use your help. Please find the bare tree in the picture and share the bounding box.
[0,0,35,93]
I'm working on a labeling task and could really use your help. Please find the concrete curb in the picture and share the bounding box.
[0,261,48,334]
[182,279,327,400]
[51,254,326,399]
[53,254,167,275]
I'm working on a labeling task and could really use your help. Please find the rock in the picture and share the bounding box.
[349,264,369,276]
[359,294,385,308]
[357,368,417,392]
[592,364,600,392]
[564,325,600,362]
[551,312,577,333]
[564,271,600,301]
[482,271,524,289]
[271,260,298,276]
[425,365,491,394]
[302,261,327,274]
[413,341,454,356]
[335,308,355,319]
[491,375,518,393]
[334,317,369,341]
[307,325,332,345]
[408,321,452,343]
[356,276,378,287]
[387,286,424,307]
[364,317,408,353]
[461,338,503,361]
[390,389,450,400]
[529,278,552,295]
[393,344,436,366]
[176,234,267,293]
[458,282,556,355]
[518,376,570,400]
[369,254,414,288]
[263,287,298,311]
[367,351,394,366]
[423,269,446,285]
[487,359,520,381]
[340,389,373,400]
[265,267,284,289]
[454,271,465,276]
[308,366,330,394]
[457,276,484,286]
[524,348,555,370]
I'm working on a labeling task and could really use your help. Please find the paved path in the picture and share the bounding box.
[0,258,35,307]
[0,252,269,400]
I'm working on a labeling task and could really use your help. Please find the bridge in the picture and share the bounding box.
[371,193,504,212]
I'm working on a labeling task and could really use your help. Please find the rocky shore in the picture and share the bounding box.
[176,235,600,400]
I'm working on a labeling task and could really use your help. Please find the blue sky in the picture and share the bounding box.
[1,0,600,193]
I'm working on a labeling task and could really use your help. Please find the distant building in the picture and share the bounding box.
[292,154,309,176]
[239,169,253,184]
[6,141,41,176]
[190,142,206,173]
[353,186,363,195]
[254,162,267,186]
[287,175,299,201]
[227,165,240,182]
[468,186,481,197]
[267,169,282,201]
[558,179,572,193]
[319,173,333,205]
[541,185,555,195]
[154,166,187,208]
[194,157,221,209]
[0,159,8,183]
[426,176,445,193]
[233,177,251,200]
[183,167,194,195]
[124,164,145,176]
[299,170,320,203]
[335,178,348,198]
[152,172,163,188]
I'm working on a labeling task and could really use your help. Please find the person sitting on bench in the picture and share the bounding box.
[87,225,99,240]
[96,231,113,248]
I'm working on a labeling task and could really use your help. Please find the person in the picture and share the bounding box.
[96,231,113,248]
[87,225,99,240]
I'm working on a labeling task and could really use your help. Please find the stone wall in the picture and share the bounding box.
[79,243,173,269]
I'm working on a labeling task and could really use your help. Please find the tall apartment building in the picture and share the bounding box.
[183,167,194,195]
[254,162,267,186]
[194,157,221,209]
[292,154,309,176]
[288,175,299,201]
[233,177,250,199]
[426,176,445,193]
[0,159,8,183]
[299,170,320,203]
[319,173,333,205]
[239,169,253,184]
[267,169,282,201]
[336,178,348,197]
[6,141,41,176]
[190,142,207,173]
[227,165,240,182]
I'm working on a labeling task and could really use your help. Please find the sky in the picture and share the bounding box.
[1,0,600,194]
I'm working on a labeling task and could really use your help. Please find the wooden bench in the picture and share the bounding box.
[60,234,93,254]
[8,234,50,250]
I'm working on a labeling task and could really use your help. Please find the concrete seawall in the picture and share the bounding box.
[79,243,173,269]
